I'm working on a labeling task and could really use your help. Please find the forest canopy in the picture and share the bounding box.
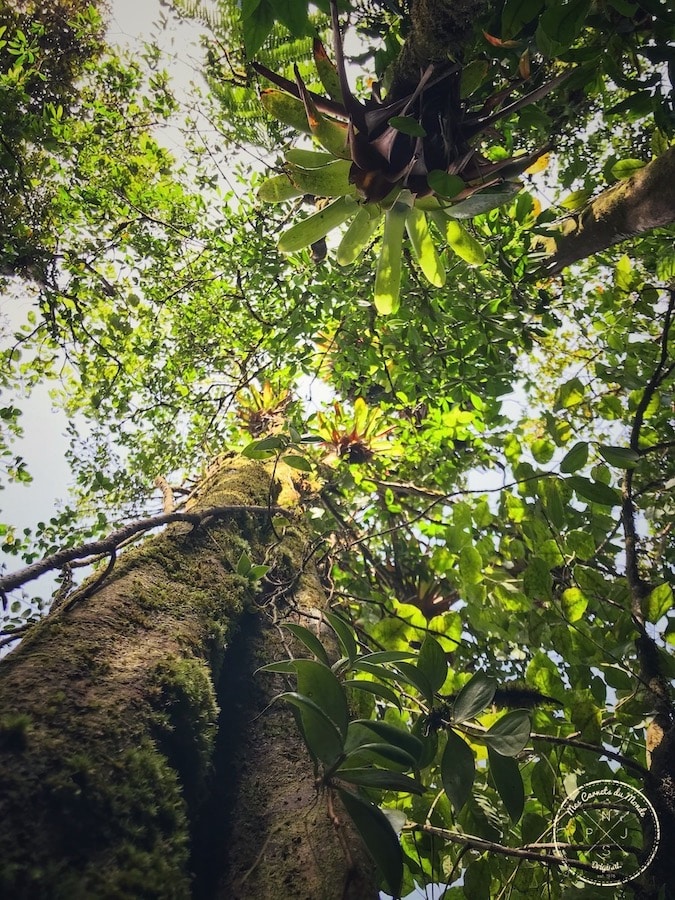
[0,0,675,896]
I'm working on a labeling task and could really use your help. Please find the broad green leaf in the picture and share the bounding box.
[339,741,417,770]
[282,623,330,665]
[406,208,446,287]
[459,545,483,586]
[284,148,335,168]
[560,440,588,473]
[274,0,310,36]
[452,672,497,722]
[337,788,403,898]
[445,182,521,218]
[460,59,489,97]
[278,196,357,253]
[277,692,344,765]
[561,587,588,623]
[568,475,621,507]
[523,557,552,601]
[236,551,252,576]
[348,719,424,764]
[344,680,402,711]
[375,191,413,314]
[337,206,382,266]
[335,767,425,794]
[260,89,312,133]
[313,36,343,102]
[488,747,524,822]
[444,219,486,265]
[536,0,591,57]
[427,171,465,199]
[242,0,274,56]
[388,116,426,137]
[502,0,545,38]
[483,709,531,756]
[598,445,640,468]
[441,728,475,813]
[559,188,592,211]
[417,635,448,694]
[646,583,673,623]
[394,661,435,703]
[295,658,349,736]
[257,174,304,203]
[324,611,359,661]
[611,158,646,179]
[242,435,284,458]
[282,453,313,472]
[283,159,355,197]
[360,650,417,664]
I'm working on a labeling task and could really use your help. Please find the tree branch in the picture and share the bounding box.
[0,504,289,597]
[543,149,675,275]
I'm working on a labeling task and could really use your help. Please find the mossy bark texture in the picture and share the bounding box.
[544,147,675,275]
[0,457,377,899]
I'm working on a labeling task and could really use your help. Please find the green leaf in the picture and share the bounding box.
[523,557,552,601]
[559,188,592,211]
[277,692,344,765]
[242,435,284,458]
[502,0,545,39]
[337,788,403,898]
[441,728,475,813]
[324,611,359,661]
[242,0,274,57]
[444,219,486,265]
[282,623,330,665]
[417,635,448,694]
[483,709,531,756]
[283,453,313,472]
[335,767,425,794]
[339,741,416,770]
[344,680,402,711]
[611,158,646,179]
[560,440,588,473]
[452,672,497,722]
[348,719,424,764]
[394,660,435,703]
[536,0,591,57]
[360,650,417,664]
[568,475,621,507]
[236,551,252,576]
[597,445,640,468]
[460,60,489,97]
[561,587,588,623]
[295,658,349,736]
[459,544,483,586]
[488,747,524,822]
[257,174,304,203]
[646,583,673,623]
[427,171,465,199]
[388,116,426,137]
[274,0,310,36]
[278,196,357,253]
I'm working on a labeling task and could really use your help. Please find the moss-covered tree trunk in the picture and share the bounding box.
[0,457,377,899]
[542,148,675,275]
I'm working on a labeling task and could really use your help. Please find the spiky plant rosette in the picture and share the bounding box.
[255,0,568,313]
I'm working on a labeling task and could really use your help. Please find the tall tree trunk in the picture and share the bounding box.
[0,457,377,899]
[542,148,675,275]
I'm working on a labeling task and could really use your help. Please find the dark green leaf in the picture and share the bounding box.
[325,611,358,661]
[427,171,465,199]
[283,453,313,472]
[452,672,497,722]
[274,0,310,36]
[417,635,448,694]
[295,659,349,736]
[277,692,344,765]
[336,767,425,794]
[242,0,275,57]
[394,660,435,703]
[344,679,402,710]
[282,623,330,665]
[502,0,545,38]
[488,747,524,822]
[483,709,531,756]
[337,788,403,897]
[349,719,424,764]
[441,728,475,813]
[598,445,640,468]
[568,475,621,507]
[560,440,588,473]
[340,741,417,770]
[388,116,426,137]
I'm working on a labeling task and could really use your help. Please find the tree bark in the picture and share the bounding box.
[0,456,377,899]
[542,148,675,276]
